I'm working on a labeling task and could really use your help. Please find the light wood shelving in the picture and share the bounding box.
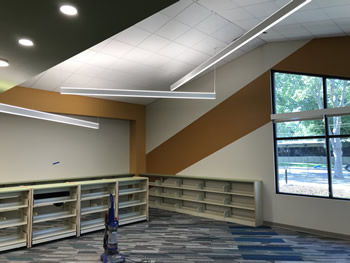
[141,174,262,227]
[0,176,149,251]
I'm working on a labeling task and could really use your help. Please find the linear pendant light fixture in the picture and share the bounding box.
[0,103,99,129]
[170,0,312,91]
[60,87,216,100]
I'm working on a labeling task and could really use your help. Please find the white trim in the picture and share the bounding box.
[271,107,350,122]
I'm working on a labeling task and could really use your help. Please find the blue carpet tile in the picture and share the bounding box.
[0,208,350,262]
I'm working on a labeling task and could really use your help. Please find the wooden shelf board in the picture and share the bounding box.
[119,215,147,226]
[81,193,110,201]
[0,220,27,229]
[0,204,28,212]
[81,224,105,234]
[32,229,76,245]
[34,198,77,208]
[33,211,76,223]
[81,206,108,215]
[119,200,147,209]
[230,190,255,197]
[81,218,104,227]
[119,188,146,196]
[0,239,26,252]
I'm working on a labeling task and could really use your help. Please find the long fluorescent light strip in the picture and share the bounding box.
[0,103,99,129]
[61,87,216,100]
[170,0,312,91]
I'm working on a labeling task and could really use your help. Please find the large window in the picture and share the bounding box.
[272,71,350,200]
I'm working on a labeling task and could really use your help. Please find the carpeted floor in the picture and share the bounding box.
[0,208,350,262]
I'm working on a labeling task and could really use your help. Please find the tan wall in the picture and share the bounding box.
[0,86,146,174]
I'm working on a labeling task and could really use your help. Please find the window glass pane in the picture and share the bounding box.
[328,115,350,136]
[274,72,323,114]
[276,139,329,197]
[276,119,325,138]
[329,137,350,199]
[326,78,350,108]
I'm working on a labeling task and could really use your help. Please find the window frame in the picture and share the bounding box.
[271,69,350,201]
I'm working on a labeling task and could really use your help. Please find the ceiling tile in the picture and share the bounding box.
[233,0,272,7]
[174,3,212,27]
[220,7,254,22]
[316,0,350,8]
[193,36,227,55]
[198,0,238,12]
[71,50,97,63]
[258,29,288,42]
[223,49,246,62]
[176,49,210,66]
[85,78,117,89]
[290,9,330,23]
[53,60,83,73]
[87,53,117,68]
[142,54,170,67]
[195,13,229,35]
[136,13,171,33]
[19,73,44,88]
[138,34,171,53]
[101,40,134,57]
[123,48,153,62]
[323,5,350,19]
[334,17,350,33]
[233,18,261,30]
[62,74,92,87]
[155,19,191,40]
[175,28,208,47]
[97,68,130,82]
[160,0,193,18]
[90,39,112,52]
[160,60,195,76]
[32,69,71,91]
[75,64,105,78]
[214,23,245,43]
[239,38,265,52]
[244,2,280,18]
[108,58,138,73]
[113,26,151,46]
[158,42,188,58]
[303,20,344,36]
[274,24,314,39]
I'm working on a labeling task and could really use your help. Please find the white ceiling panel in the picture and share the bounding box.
[113,26,151,46]
[158,42,188,58]
[156,19,191,40]
[160,0,193,18]
[175,28,208,47]
[176,49,210,66]
[193,36,227,55]
[195,13,229,35]
[136,13,171,33]
[138,34,171,53]
[101,40,134,57]
[244,2,280,18]
[174,2,211,27]
[123,48,153,62]
[18,0,350,105]
[214,23,245,43]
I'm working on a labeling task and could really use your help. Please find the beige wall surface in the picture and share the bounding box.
[0,113,130,183]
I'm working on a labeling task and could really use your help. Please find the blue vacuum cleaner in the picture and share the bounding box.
[101,194,125,263]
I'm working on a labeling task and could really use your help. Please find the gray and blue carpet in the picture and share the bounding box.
[0,208,350,262]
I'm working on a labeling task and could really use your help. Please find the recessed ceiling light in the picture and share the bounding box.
[0,59,9,67]
[60,5,78,16]
[18,38,34,47]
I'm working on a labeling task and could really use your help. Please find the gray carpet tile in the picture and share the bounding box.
[0,208,350,262]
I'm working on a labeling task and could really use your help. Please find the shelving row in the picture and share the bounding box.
[142,174,262,227]
[0,177,148,251]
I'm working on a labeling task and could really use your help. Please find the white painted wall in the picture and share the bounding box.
[180,123,350,236]
[146,40,308,153]
[0,113,130,184]
[146,40,350,235]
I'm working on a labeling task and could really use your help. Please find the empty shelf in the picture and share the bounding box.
[230,190,254,197]
[119,200,146,209]
[118,212,146,226]
[33,211,76,223]
[119,188,146,196]
[0,204,28,212]
[0,218,27,229]
[81,192,110,201]
[34,197,77,207]
[80,218,105,234]
[32,225,76,244]
[0,236,26,252]
[81,205,109,215]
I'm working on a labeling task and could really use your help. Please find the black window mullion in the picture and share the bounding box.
[323,77,333,198]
